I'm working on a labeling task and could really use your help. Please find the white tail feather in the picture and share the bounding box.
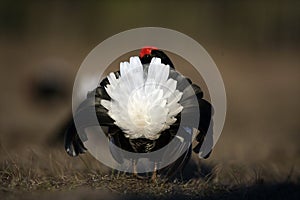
[101,56,183,140]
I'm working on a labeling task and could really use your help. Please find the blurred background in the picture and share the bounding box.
[0,0,299,188]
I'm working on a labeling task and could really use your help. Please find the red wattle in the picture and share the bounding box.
[139,46,158,58]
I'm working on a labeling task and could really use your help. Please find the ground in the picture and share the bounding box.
[0,147,299,200]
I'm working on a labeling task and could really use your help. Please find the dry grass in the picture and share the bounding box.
[0,145,299,200]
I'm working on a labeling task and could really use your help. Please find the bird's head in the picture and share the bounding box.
[139,46,175,69]
[101,47,183,140]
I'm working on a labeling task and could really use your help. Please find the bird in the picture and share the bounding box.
[64,47,213,180]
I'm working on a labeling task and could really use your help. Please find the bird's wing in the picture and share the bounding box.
[64,73,119,157]
[64,118,87,157]
[169,69,213,158]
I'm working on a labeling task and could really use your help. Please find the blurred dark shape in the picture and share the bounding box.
[29,66,69,106]
[27,61,75,146]
[32,75,66,102]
